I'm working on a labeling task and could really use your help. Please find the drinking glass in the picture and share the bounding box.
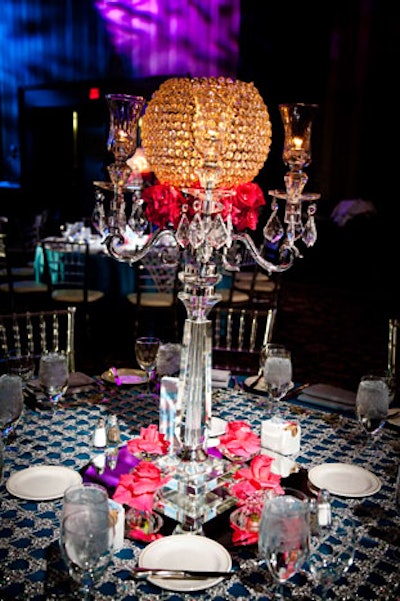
[38,351,69,412]
[307,512,356,600]
[263,344,293,405]
[258,489,311,599]
[355,373,389,438]
[135,336,161,402]
[60,508,113,600]
[7,350,35,384]
[0,374,24,441]
[61,482,110,525]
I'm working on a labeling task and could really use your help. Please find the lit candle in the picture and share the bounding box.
[293,136,303,150]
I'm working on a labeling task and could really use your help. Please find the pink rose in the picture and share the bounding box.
[232,454,284,499]
[113,460,171,511]
[218,420,261,459]
[127,424,170,456]
[143,184,186,229]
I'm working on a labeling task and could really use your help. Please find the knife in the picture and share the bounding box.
[130,567,235,579]
[282,382,311,401]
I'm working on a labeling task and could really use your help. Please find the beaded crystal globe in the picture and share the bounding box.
[141,76,272,189]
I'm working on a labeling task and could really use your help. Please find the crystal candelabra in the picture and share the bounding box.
[93,78,320,530]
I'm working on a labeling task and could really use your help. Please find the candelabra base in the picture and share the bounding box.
[155,454,238,531]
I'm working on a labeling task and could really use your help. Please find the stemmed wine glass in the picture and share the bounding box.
[307,511,356,600]
[262,343,293,408]
[355,373,389,440]
[258,490,311,599]
[38,351,69,413]
[60,507,113,600]
[135,336,161,402]
[0,374,24,443]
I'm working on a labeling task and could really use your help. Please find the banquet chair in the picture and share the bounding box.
[0,306,76,376]
[126,244,181,340]
[0,227,49,313]
[229,267,281,307]
[41,239,105,321]
[211,306,277,374]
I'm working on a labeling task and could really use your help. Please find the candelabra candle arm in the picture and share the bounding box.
[232,232,294,273]
[104,228,180,265]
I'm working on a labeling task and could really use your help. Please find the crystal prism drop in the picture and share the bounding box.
[225,212,233,248]
[302,215,317,247]
[208,214,228,249]
[176,214,191,248]
[188,213,205,249]
[263,212,284,243]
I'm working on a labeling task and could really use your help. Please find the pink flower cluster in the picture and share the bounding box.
[230,454,284,503]
[126,424,169,456]
[142,182,266,231]
[112,460,170,512]
[218,420,261,460]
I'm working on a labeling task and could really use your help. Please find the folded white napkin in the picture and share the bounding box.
[211,368,231,388]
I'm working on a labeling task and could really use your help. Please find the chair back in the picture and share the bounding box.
[41,239,103,310]
[0,224,49,312]
[212,306,276,374]
[127,239,181,339]
[0,306,76,375]
[136,253,180,302]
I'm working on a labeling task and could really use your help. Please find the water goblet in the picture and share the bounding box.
[307,511,356,600]
[0,374,24,442]
[258,489,311,599]
[6,350,35,384]
[38,351,69,413]
[61,482,110,525]
[60,508,113,600]
[263,343,293,406]
[135,336,161,402]
[355,373,389,439]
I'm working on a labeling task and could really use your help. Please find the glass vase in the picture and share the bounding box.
[125,507,163,542]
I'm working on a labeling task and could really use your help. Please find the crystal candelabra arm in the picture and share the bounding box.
[103,228,180,266]
[231,232,295,273]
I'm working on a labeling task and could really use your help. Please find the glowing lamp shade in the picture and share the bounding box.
[141,76,272,189]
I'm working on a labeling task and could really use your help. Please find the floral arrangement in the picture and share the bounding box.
[229,455,285,545]
[126,424,170,457]
[112,459,170,542]
[218,420,261,461]
[113,460,170,512]
[111,421,284,545]
[142,182,266,231]
[230,454,284,503]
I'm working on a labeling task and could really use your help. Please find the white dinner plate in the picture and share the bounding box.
[6,465,82,501]
[308,462,381,497]
[138,534,232,592]
[101,368,147,385]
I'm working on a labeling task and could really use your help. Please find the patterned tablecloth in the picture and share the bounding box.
[0,379,399,600]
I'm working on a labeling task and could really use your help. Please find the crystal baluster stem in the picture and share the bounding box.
[176,263,221,462]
